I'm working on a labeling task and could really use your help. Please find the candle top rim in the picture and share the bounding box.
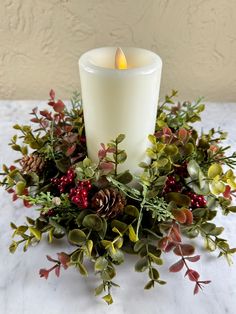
[79,47,162,75]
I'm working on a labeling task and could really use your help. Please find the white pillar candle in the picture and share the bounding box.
[79,47,162,176]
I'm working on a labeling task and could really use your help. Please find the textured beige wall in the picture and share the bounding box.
[0,0,236,101]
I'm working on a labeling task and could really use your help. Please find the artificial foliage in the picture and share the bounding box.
[1,90,236,304]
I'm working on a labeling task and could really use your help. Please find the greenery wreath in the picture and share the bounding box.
[1,89,236,304]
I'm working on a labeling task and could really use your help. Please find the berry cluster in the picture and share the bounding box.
[163,176,182,193]
[185,191,207,209]
[51,169,75,193]
[69,180,92,209]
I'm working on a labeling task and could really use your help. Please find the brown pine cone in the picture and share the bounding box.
[91,188,126,219]
[20,154,45,174]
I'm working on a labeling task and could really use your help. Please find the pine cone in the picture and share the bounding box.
[91,188,126,219]
[20,154,45,174]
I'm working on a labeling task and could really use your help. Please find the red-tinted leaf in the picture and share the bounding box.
[186,269,200,281]
[169,259,184,272]
[64,125,73,133]
[39,268,49,279]
[194,283,199,295]
[53,100,65,113]
[50,89,55,100]
[178,128,188,142]
[7,188,14,194]
[174,244,195,256]
[66,144,76,157]
[32,107,38,114]
[223,185,231,199]
[55,265,60,277]
[41,120,49,128]
[182,209,193,225]
[164,242,176,252]
[9,165,16,171]
[159,236,169,250]
[40,110,51,119]
[170,223,182,242]
[12,193,18,201]
[172,209,186,224]
[185,255,200,262]
[99,162,114,171]
[107,147,116,153]
[48,101,55,107]
[98,149,107,159]
[23,199,32,208]
[57,252,70,269]
[46,255,57,263]
[163,127,172,136]
[199,280,211,284]
[31,118,40,123]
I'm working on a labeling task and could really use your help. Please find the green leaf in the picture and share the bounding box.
[228,206,236,213]
[85,239,93,256]
[103,294,113,305]
[26,217,35,225]
[76,209,91,227]
[204,237,216,251]
[82,214,103,231]
[84,167,95,178]
[128,225,138,242]
[9,241,18,253]
[148,134,157,145]
[155,158,169,168]
[116,134,125,144]
[144,280,155,290]
[55,158,71,173]
[15,225,28,234]
[109,248,124,264]
[134,240,145,253]
[77,262,88,276]
[83,157,92,167]
[101,240,112,249]
[116,151,127,164]
[165,192,191,207]
[114,237,123,249]
[10,222,17,229]
[116,171,133,184]
[95,257,108,271]
[148,253,163,265]
[164,144,178,156]
[187,160,200,180]
[111,220,127,233]
[135,256,148,272]
[98,217,107,239]
[210,227,224,236]
[149,268,159,280]
[15,181,26,195]
[124,205,139,218]
[208,164,223,179]
[95,284,104,296]
[209,181,225,195]
[201,223,216,234]
[184,143,194,155]
[68,229,86,245]
[29,227,41,241]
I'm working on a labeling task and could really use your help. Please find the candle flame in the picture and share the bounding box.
[115,48,127,70]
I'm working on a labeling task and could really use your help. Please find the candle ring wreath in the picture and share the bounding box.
[1,89,236,305]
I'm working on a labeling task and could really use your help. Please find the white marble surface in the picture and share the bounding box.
[1,101,236,314]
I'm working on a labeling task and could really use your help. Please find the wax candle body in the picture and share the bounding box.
[79,47,162,176]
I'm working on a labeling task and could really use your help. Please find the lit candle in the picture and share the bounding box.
[79,47,162,176]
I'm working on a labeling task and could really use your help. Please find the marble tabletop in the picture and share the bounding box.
[0,101,236,314]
